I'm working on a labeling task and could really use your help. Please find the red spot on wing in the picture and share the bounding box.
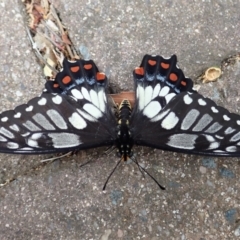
[148,59,156,66]
[181,81,187,86]
[71,66,80,72]
[169,73,178,81]
[84,64,92,70]
[62,76,71,84]
[161,62,170,69]
[135,67,144,76]
[53,83,59,88]
[96,72,105,81]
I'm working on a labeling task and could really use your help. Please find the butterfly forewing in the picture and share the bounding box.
[0,59,117,154]
[130,55,240,156]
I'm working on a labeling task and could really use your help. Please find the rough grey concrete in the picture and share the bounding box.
[0,0,240,239]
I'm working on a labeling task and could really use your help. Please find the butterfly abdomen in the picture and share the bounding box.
[116,100,134,160]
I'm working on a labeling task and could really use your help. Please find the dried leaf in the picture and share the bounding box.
[46,19,59,32]
[62,32,72,45]
[44,58,56,77]
[34,4,45,15]
[202,67,222,83]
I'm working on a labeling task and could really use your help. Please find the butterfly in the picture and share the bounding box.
[0,54,240,161]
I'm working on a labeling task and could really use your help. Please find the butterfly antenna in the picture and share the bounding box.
[103,158,122,191]
[41,152,72,162]
[131,158,165,190]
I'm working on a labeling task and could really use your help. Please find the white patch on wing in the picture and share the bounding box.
[208,142,220,149]
[211,106,218,113]
[213,150,225,153]
[38,97,47,106]
[223,115,230,121]
[9,124,20,132]
[215,135,224,139]
[97,89,106,112]
[144,86,153,107]
[165,93,176,103]
[152,84,161,99]
[83,103,103,119]
[103,91,107,103]
[181,109,200,130]
[198,99,206,106]
[0,136,7,142]
[151,109,170,122]
[161,112,179,130]
[230,132,240,142]
[14,112,21,118]
[71,89,83,99]
[77,109,97,122]
[192,114,212,131]
[205,122,222,133]
[31,133,42,140]
[7,142,19,149]
[159,86,170,97]
[69,112,87,129]
[21,132,30,137]
[136,86,139,99]
[26,105,33,112]
[204,135,215,142]
[237,120,240,125]
[67,59,77,63]
[167,134,198,149]
[183,94,192,105]
[0,127,14,138]
[23,121,41,131]
[143,101,161,118]
[137,85,145,111]
[48,133,81,148]
[52,95,62,104]
[81,87,91,102]
[47,109,67,129]
[1,117,8,122]
[32,113,55,130]
[27,140,39,147]
[20,147,33,151]
[90,89,99,108]
[226,146,237,152]
[224,127,235,134]
[203,135,219,149]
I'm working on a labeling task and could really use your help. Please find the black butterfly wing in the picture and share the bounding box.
[130,54,240,156]
[0,59,117,154]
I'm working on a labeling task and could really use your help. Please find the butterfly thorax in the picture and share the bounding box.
[116,100,134,161]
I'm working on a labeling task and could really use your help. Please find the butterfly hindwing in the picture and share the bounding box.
[130,55,240,156]
[0,59,117,154]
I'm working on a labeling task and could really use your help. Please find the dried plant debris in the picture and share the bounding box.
[205,67,222,83]
[198,67,222,83]
[197,53,240,84]
[23,0,80,78]
[221,53,240,72]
